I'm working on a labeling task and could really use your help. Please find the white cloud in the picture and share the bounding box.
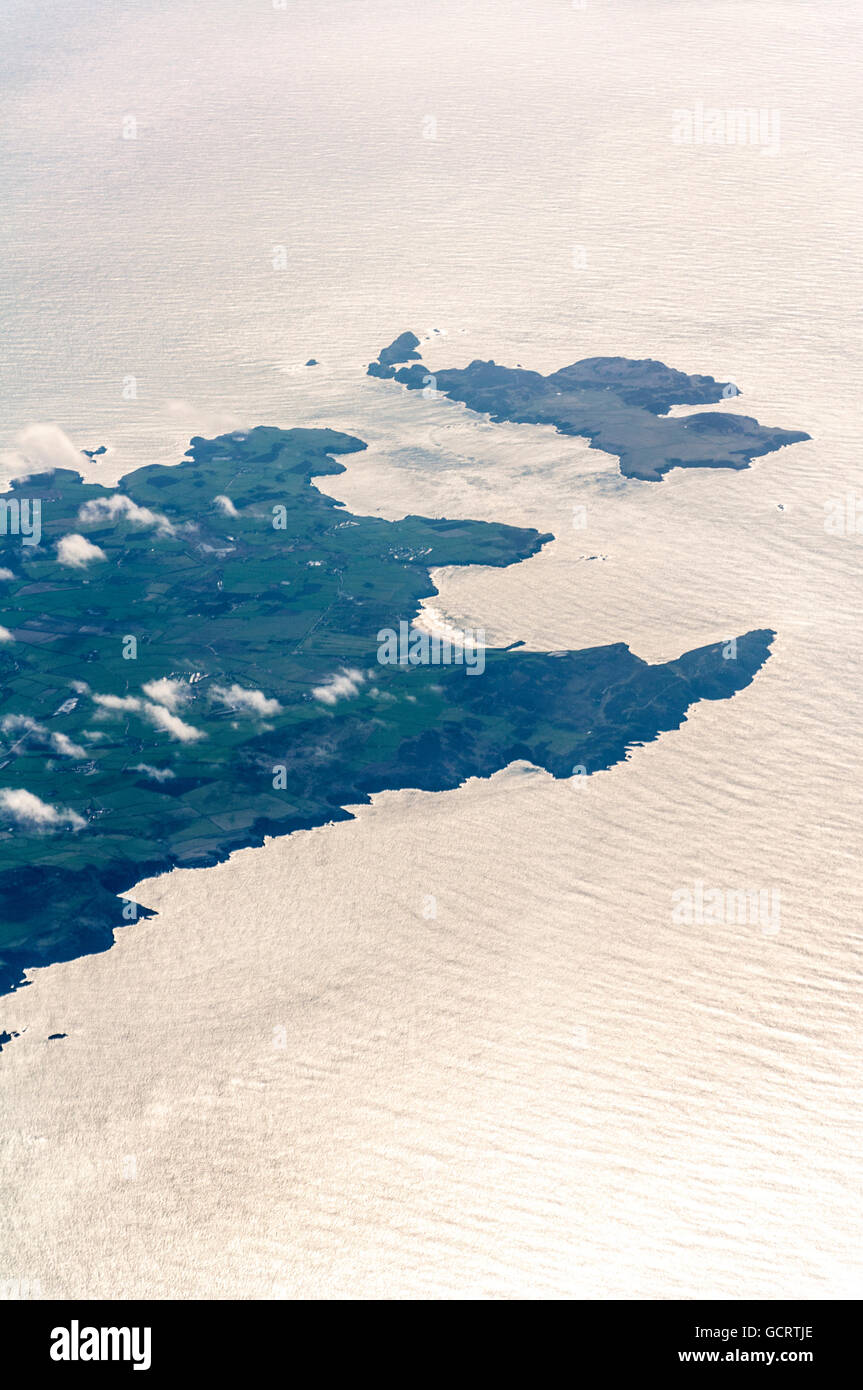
[0,568,15,581]
[211,684,282,717]
[143,702,205,743]
[57,533,107,569]
[0,626,14,643]
[78,494,176,536]
[141,678,189,711]
[0,787,85,830]
[0,715,85,759]
[90,689,203,741]
[132,763,176,781]
[10,423,88,477]
[312,668,365,706]
[50,732,86,758]
[213,495,239,517]
[92,693,142,712]
[1,714,43,736]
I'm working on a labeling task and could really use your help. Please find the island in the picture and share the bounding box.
[368,333,810,481]
[0,425,773,998]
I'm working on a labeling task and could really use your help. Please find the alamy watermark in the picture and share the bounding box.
[0,497,41,546]
[824,493,863,537]
[0,1277,43,1300]
[50,1323,151,1371]
[672,103,781,156]
[672,879,781,935]
[377,620,485,675]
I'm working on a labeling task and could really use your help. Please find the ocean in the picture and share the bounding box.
[0,0,860,1298]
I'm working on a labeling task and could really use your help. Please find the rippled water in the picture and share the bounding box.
[1,0,861,1298]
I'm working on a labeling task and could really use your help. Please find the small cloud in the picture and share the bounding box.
[0,787,85,831]
[143,701,205,743]
[312,668,365,706]
[213,495,239,517]
[92,693,142,712]
[78,494,176,536]
[1,714,44,736]
[0,568,15,581]
[0,716,85,759]
[132,762,176,781]
[0,626,14,643]
[10,423,88,476]
[50,732,86,758]
[211,683,282,717]
[57,533,107,569]
[141,678,189,711]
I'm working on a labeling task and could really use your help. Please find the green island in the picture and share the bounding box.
[368,333,810,481]
[0,425,773,997]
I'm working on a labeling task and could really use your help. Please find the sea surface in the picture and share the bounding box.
[0,0,861,1298]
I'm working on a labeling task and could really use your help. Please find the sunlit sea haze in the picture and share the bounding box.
[1,0,860,1298]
